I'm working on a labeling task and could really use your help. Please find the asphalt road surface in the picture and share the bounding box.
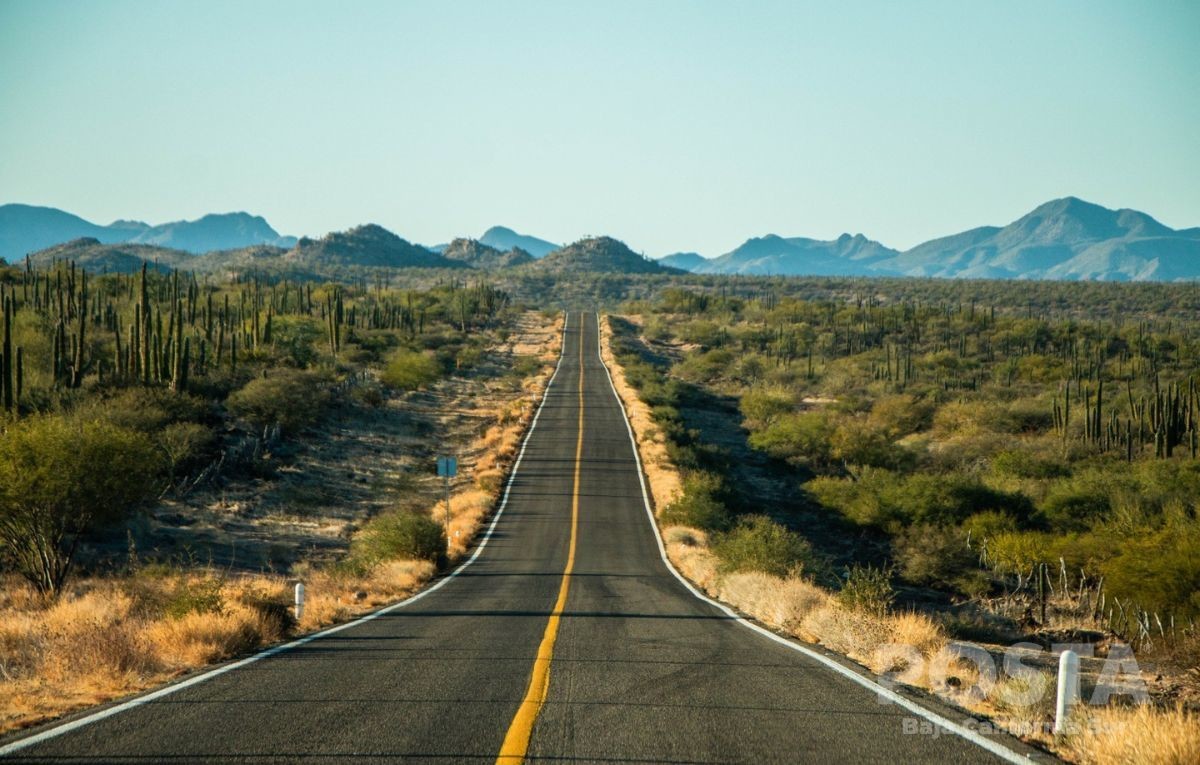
[1,313,1041,764]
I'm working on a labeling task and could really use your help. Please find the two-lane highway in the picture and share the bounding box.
[1,313,1036,763]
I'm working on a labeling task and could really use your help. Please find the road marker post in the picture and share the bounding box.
[1054,649,1080,735]
[294,582,305,623]
[437,456,457,536]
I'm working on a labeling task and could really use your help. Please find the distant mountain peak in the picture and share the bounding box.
[478,225,559,258]
[0,203,298,261]
[535,236,681,274]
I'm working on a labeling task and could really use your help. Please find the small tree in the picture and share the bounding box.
[0,415,158,596]
[381,350,441,391]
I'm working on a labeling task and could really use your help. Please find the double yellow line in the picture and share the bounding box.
[495,313,584,764]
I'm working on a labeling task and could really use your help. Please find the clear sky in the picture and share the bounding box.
[1,0,1197,256]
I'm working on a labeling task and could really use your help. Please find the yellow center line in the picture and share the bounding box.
[495,312,584,765]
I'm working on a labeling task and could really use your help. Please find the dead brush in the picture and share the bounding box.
[1065,702,1200,765]
[718,572,830,633]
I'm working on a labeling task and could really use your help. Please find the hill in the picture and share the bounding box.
[479,226,559,258]
[534,237,682,274]
[127,212,296,252]
[880,197,1200,280]
[697,233,899,276]
[282,224,465,269]
[0,205,129,262]
[26,238,191,273]
[0,204,295,262]
[441,238,535,269]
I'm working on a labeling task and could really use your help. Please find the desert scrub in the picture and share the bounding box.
[659,471,731,531]
[835,564,895,616]
[226,368,332,432]
[0,415,159,595]
[711,515,819,578]
[380,349,441,391]
[350,508,446,570]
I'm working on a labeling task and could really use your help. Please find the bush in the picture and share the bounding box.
[990,450,1069,479]
[660,472,731,531]
[164,576,226,619]
[269,315,323,367]
[830,418,915,470]
[893,524,985,593]
[89,387,208,433]
[867,394,934,439]
[227,369,331,432]
[712,515,817,577]
[748,411,835,467]
[351,509,446,569]
[837,564,895,616]
[157,422,216,482]
[381,349,441,391]
[0,415,158,595]
[810,470,1033,531]
[740,386,794,428]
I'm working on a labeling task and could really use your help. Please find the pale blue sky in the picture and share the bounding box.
[1,0,1196,255]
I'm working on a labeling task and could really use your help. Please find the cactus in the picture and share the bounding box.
[2,292,12,411]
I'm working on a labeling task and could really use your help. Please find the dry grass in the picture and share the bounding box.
[664,530,721,594]
[599,315,682,512]
[1066,703,1200,765]
[718,572,830,633]
[0,558,442,735]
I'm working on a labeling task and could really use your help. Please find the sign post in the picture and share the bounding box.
[436,456,457,534]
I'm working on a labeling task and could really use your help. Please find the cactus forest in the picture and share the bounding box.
[614,279,1200,655]
[0,258,515,595]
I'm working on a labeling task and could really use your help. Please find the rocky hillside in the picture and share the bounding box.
[534,237,682,274]
[441,238,535,269]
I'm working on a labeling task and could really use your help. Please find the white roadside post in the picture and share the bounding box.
[437,456,457,534]
[1054,649,1080,735]
[294,582,305,623]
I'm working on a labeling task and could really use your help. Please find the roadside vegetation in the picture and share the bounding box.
[601,278,1200,764]
[0,258,559,733]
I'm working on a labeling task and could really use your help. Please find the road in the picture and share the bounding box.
[1,312,1038,763]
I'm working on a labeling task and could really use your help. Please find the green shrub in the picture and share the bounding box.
[381,349,442,391]
[164,575,226,619]
[0,415,159,595]
[90,387,208,432]
[712,515,816,577]
[868,394,935,439]
[351,381,386,409]
[809,470,1033,531]
[830,418,915,470]
[837,564,895,616]
[748,411,835,467]
[740,386,794,428]
[991,450,1069,479]
[660,472,731,531]
[351,508,446,568]
[269,315,324,367]
[893,523,983,592]
[455,344,484,370]
[227,369,331,432]
[157,422,216,482]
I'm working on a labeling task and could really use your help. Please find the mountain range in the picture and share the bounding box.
[0,204,296,262]
[667,198,1200,281]
[5,197,1199,280]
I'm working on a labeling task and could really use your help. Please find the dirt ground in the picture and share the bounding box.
[88,310,561,575]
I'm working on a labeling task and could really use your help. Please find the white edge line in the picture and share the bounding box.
[592,312,1033,765]
[0,313,571,758]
